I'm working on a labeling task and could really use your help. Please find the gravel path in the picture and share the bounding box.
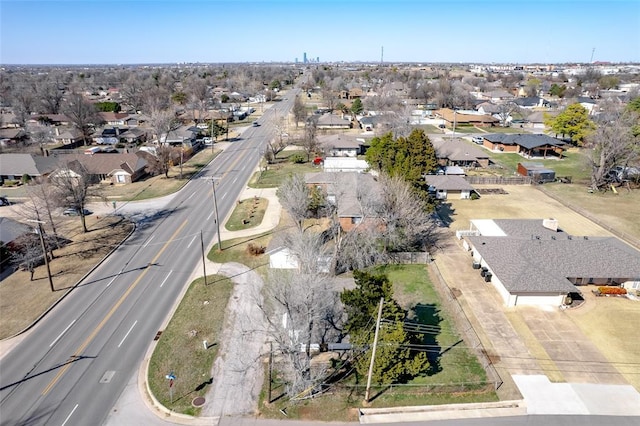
[201,262,266,418]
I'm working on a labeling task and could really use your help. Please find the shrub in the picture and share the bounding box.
[246,243,265,256]
[289,153,305,164]
[597,286,627,295]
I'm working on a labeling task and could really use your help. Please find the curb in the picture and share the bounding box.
[0,215,136,344]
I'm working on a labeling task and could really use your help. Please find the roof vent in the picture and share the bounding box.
[543,218,558,232]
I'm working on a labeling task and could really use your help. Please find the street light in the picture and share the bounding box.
[202,176,222,250]
[27,219,54,292]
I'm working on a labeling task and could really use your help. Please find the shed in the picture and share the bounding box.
[517,162,555,183]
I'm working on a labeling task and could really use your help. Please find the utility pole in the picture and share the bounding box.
[200,230,207,286]
[364,297,384,404]
[202,177,222,250]
[28,219,54,292]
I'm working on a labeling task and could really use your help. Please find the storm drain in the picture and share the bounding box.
[100,371,116,384]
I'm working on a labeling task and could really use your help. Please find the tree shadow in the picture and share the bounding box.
[436,202,455,226]
[172,377,213,404]
[411,303,443,376]
[0,355,96,392]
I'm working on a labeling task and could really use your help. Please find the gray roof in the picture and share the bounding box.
[305,171,380,217]
[431,137,488,161]
[425,175,475,191]
[0,153,59,177]
[317,134,362,149]
[483,133,564,150]
[0,217,31,244]
[467,219,640,294]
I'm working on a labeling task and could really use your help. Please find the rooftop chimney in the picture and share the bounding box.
[542,218,558,232]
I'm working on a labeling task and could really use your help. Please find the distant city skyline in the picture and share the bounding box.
[1,0,639,65]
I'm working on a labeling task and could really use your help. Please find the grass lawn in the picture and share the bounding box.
[480,126,526,134]
[250,151,319,188]
[225,197,268,231]
[257,264,497,421]
[487,148,591,182]
[450,126,476,134]
[416,124,444,134]
[208,232,274,272]
[102,148,219,201]
[0,215,134,339]
[148,275,234,415]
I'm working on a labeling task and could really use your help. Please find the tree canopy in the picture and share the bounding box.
[365,128,438,190]
[544,103,595,146]
[350,98,364,116]
[341,270,429,384]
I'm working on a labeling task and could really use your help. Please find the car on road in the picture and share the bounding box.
[63,207,92,216]
[252,121,260,127]
[472,136,484,144]
[438,124,446,129]
[202,137,213,145]
[0,196,10,206]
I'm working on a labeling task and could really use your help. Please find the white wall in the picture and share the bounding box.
[513,293,565,307]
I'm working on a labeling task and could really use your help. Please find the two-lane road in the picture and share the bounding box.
[0,92,299,425]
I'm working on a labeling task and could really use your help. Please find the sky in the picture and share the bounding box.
[1,0,639,65]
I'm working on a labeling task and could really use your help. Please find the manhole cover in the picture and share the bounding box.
[192,396,206,407]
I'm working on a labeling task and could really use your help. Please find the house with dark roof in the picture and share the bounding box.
[482,133,565,158]
[431,137,490,168]
[458,219,640,306]
[435,108,499,127]
[513,97,551,109]
[51,153,148,184]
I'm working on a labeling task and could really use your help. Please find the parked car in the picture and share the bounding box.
[438,124,446,129]
[0,196,10,206]
[63,207,91,216]
[203,137,213,145]
[472,136,484,144]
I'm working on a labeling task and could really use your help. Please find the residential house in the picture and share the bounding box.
[524,111,558,130]
[425,175,476,200]
[482,134,565,158]
[317,134,366,157]
[323,157,370,173]
[51,152,148,184]
[435,108,499,127]
[0,112,20,128]
[0,217,32,270]
[459,218,640,306]
[52,127,84,145]
[339,88,364,99]
[305,171,381,232]
[313,114,352,130]
[158,125,198,147]
[0,128,28,146]
[481,90,515,102]
[358,115,389,132]
[99,112,129,126]
[431,137,490,168]
[513,97,550,109]
[476,102,501,115]
[0,153,59,181]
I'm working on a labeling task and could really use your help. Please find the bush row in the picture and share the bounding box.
[597,286,627,295]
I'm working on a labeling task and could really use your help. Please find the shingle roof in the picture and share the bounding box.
[467,219,640,293]
[305,171,380,217]
[431,137,488,161]
[425,175,475,191]
[317,134,361,149]
[483,133,563,149]
[53,153,147,175]
[0,153,58,176]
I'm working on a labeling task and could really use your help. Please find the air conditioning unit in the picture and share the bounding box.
[472,262,481,269]
[484,273,492,282]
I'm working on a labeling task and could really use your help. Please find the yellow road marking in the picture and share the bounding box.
[41,219,188,396]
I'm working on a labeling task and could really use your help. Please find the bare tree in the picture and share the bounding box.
[36,80,64,114]
[50,161,94,232]
[585,104,639,191]
[120,75,147,113]
[496,102,518,127]
[276,174,310,230]
[10,233,45,281]
[292,95,307,128]
[20,181,63,251]
[301,119,318,161]
[62,92,102,146]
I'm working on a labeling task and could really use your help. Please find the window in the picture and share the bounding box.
[351,216,363,225]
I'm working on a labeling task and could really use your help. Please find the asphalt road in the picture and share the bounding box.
[0,92,299,426]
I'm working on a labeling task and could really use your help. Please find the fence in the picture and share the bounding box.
[536,186,640,250]
[427,261,504,391]
[387,251,430,264]
[465,176,532,185]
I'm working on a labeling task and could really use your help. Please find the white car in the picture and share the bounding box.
[472,136,484,144]
[203,137,213,145]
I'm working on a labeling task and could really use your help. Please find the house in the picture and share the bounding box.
[99,112,129,126]
[435,108,499,127]
[476,102,501,115]
[339,88,364,99]
[158,126,198,147]
[524,111,558,130]
[305,171,381,232]
[313,114,352,130]
[51,153,148,184]
[431,137,490,168]
[52,127,84,145]
[323,157,370,173]
[317,134,366,157]
[458,218,640,307]
[482,134,565,159]
[119,127,147,144]
[425,175,475,200]
[358,115,389,132]
[517,162,556,183]
[0,153,59,181]
[0,128,27,146]
[481,90,515,102]
[513,97,550,109]
[0,217,32,250]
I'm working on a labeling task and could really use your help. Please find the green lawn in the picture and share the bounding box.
[250,151,319,188]
[208,232,274,272]
[148,275,234,415]
[488,148,591,181]
[225,197,268,231]
[481,126,526,134]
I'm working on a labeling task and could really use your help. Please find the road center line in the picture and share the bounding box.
[160,270,172,288]
[50,320,76,348]
[41,219,189,396]
[206,211,214,221]
[60,403,78,426]
[117,320,138,348]
[220,192,227,200]
[186,191,196,200]
[143,235,155,248]
[187,235,197,248]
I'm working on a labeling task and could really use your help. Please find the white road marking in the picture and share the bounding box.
[105,275,118,288]
[60,404,78,426]
[143,235,155,248]
[187,235,197,248]
[50,320,76,348]
[207,211,214,221]
[118,320,138,348]
[220,192,227,200]
[160,270,173,288]
[232,176,238,184]
[187,191,196,200]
